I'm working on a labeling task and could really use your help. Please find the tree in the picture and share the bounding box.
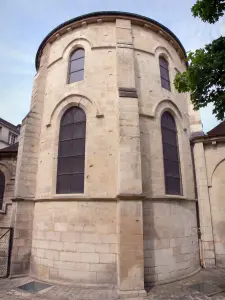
[174,0,225,120]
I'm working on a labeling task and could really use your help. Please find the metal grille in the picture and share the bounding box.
[0,227,13,277]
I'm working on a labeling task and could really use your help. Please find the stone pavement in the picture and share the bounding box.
[0,269,225,299]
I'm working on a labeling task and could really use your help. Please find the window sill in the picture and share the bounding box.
[150,195,196,201]
[53,194,86,199]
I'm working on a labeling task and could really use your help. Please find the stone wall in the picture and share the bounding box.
[203,140,225,267]
[143,200,200,285]
[10,201,34,276]
[0,155,17,227]
[9,13,202,293]
[31,201,117,285]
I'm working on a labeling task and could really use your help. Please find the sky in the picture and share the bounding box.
[0,0,224,132]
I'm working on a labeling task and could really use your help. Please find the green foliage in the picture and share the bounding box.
[192,0,225,23]
[174,37,225,120]
[174,0,225,120]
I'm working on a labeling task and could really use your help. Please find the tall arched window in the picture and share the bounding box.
[159,56,171,91]
[68,48,85,84]
[0,171,5,209]
[161,112,182,195]
[56,107,86,194]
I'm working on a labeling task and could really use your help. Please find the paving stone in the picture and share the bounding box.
[0,269,225,299]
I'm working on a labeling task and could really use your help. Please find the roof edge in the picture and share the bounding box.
[35,11,187,70]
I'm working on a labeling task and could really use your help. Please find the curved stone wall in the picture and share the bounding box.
[143,200,199,285]
[31,201,117,284]
[15,12,200,286]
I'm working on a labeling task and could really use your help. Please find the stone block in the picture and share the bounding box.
[60,252,81,262]
[99,253,116,263]
[102,234,117,244]
[61,232,81,242]
[81,253,99,263]
[45,231,61,241]
[96,271,115,283]
[90,263,116,272]
[77,243,95,253]
[58,269,97,283]
[95,244,110,253]
[63,242,77,252]
[49,241,63,251]
[45,250,59,260]
[80,233,101,244]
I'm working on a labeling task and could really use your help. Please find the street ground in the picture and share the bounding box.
[0,268,225,299]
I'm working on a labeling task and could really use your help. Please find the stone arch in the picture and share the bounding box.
[0,163,12,183]
[62,38,92,59]
[154,46,173,64]
[210,159,225,266]
[154,99,188,197]
[210,158,225,187]
[46,93,103,127]
[48,94,103,196]
[48,38,93,69]
[153,99,183,121]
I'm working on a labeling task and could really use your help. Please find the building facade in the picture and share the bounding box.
[0,118,20,150]
[0,11,224,299]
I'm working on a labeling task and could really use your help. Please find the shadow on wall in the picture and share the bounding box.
[143,200,200,288]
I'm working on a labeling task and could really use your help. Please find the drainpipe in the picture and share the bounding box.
[190,142,205,268]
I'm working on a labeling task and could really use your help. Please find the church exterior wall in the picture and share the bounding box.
[196,139,225,268]
[9,12,202,294]
[0,155,17,227]
[31,201,117,284]
[143,200,199,284]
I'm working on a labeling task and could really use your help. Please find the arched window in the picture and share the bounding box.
[68,48,85,84]
[56,107,86,194]
[159,56,171,91]
[161,112,182,195]
[0,171,5,209]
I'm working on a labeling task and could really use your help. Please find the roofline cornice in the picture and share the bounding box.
[35,11,187,70]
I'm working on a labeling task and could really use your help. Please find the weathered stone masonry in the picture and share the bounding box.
[4,11,225,298]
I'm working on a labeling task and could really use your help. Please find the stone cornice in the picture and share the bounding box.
[35,11,187,70]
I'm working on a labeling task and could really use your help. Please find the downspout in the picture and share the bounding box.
[190,142,205,268]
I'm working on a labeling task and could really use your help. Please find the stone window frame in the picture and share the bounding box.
[0,164,12,210]
[67,48,85,84]
[161,111,183,195]
[56,106,86,194]
[154,100,189,199]
[49,94,98,198]
[159,55,171,91]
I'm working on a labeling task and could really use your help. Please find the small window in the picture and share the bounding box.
[161,112,182,195]
[8,132,16,145]
[159,56,171,91]
[68,48,85,84]
[56,107,86,194]
[0,171,5,209]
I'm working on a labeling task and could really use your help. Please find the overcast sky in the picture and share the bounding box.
[0,0,224,132]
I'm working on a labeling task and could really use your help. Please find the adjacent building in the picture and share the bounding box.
[0,118,20,150]
[0,11,224,299]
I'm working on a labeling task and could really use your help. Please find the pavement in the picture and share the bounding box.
[0,268,225,299]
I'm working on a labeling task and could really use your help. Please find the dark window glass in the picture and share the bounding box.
[68,49,85,84]
[56,107,86,194]
[0,171,5,209]
[161,112,182,195]
[159,57,171,91]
